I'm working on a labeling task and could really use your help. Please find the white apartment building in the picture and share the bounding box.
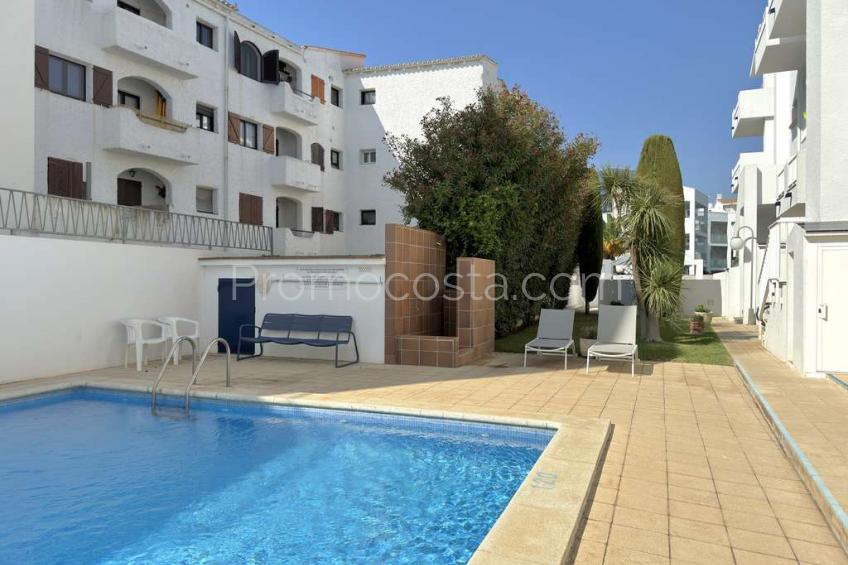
[683,186,708,277]
[725,0,848,375]
[25,0,499,256]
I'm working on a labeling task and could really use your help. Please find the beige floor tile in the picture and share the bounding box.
[778,518,841,546]
[669,536,734,565]
[603,544,670,565]
[612,506,669,534]
[732,548,797,565]
[581,519,611,543]
[588,501,615,523]
[607,524,669,557]
[573,539,606,565]
[788,538,848,565]
[726,527,795,559]
[668,500,724,526]
[668,516,729,546]
[721,509,784,536]
[668,485,719,508]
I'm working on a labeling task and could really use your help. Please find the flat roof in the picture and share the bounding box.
[199,255,385,261]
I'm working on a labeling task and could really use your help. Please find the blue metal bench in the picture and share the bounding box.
[237,313,359,367]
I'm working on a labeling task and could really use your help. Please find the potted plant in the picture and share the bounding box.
[689,314,704,335]
[694,304,713,325]
[580,326,598,357]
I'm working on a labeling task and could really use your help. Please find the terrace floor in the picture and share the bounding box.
[2,348,847,564]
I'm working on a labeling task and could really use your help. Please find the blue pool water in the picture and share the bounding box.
[0,388,551,564]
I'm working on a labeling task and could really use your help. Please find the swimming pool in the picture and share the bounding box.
[0,388,552,564]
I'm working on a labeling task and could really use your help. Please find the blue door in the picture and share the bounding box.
[218,278,256,354]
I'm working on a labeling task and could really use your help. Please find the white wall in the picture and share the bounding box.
[0,0,34,190]
[198,258,386,363]
[0,235,207,384]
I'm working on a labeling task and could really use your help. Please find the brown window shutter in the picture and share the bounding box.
[311,207,324,232]
[239,193,262,226]
[92,66,113,107]
[227,113,241,144]
[35,46,49,89]
[311,75,325,104]
[261,49,280,84]
[69,161,85,199]
[48,157,85,199]
[252,195,263,225]
[262,125,274,154]
[233,31,242,72]
[324,209,335,234]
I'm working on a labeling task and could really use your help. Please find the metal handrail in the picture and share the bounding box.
[0,186,273,253]
[151,336,198,412]
[184,338,231,412]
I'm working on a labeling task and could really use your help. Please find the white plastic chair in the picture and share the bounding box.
[120,319,170,372]
[586,305,639,376]
[524,309,576,369]
[158,317,199,366]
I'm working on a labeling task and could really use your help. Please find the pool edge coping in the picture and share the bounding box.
[0,378,611,565]
[735,361,848,555]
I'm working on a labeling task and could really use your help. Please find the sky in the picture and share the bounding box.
[237,0,766,199]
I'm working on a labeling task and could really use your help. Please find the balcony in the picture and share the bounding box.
[731,152,767,194]
[101,7,201,79]
[731,89,774,138]
[269,156,322,192]
[272,228,322,256]
[768,0,806,40]
[101,107,197,165]
[751,6,805,76]
[776,146,806,217]
[271,83,320,125]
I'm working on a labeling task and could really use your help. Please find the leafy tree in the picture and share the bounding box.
[601,169,683,342]
[576,172,603,313]
[384,87,598,336]
[635,135,685,269]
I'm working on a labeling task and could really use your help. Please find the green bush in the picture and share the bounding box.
[384,87,598,336]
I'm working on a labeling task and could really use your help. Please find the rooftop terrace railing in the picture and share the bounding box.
[0,186,273,253]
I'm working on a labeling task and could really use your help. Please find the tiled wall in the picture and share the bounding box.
[384,224,447,364]
[456,257,496,364]
[384,224,496,368]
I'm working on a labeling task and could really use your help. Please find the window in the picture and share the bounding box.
[330,86,342,107]
[196,21,214,49]
[360,209,376,226]
[48,55,85,101]
[361,149,377,164]
[360,89,376,105]
[239,42,261,81]
[196,104,215,132]
[117,1,141,16]
[196,187,216,214]
[118,90,140,110]
[240,120,258,149]
[330,149,341,170]
[331,211,342,232]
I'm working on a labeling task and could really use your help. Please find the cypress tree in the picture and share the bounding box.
[635,135,685,267]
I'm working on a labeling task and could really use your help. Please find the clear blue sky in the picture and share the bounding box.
[238,0,765,198]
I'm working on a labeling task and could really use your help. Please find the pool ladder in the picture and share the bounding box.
[151,337,231,414]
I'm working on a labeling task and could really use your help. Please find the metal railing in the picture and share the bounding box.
[0,187,273,253]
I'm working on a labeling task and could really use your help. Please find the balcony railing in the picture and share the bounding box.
[0,187,272,253]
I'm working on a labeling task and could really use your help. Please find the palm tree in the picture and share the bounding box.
[602,169,683,342]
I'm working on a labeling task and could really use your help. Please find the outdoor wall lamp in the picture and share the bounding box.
[730,226,758,324]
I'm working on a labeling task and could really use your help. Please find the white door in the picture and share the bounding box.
[818,248,848,372]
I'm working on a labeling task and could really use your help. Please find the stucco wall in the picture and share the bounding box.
[0,0,34,191]
[0,235,206,384]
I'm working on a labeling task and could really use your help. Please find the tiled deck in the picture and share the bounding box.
[715,320,848,556]
[2,350,847,564]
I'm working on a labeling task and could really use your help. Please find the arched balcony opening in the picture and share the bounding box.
[276,197,301,231]
[117,0,172,28]
[276,128,302,159]
[116,168,170,211]
[116,76,173,121]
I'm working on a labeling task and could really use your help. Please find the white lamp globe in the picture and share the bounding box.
[730,236,745,251]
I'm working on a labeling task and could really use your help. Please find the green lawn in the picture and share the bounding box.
[495,312,733,366]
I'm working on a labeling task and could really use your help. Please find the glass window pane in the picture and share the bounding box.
[67,63,84,99]
[48,57,64,92]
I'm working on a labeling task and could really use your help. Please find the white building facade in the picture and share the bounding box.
[26,0,499,256]
[726,0,848,375]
